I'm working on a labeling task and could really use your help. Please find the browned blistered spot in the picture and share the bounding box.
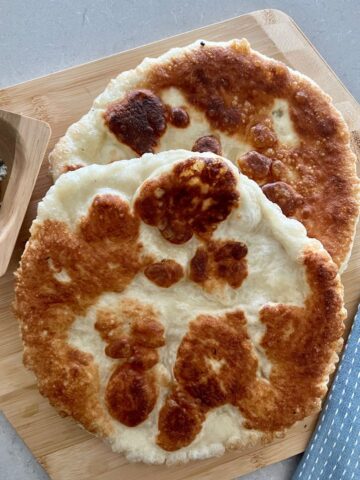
[157,249,345,450]
[105,337,133,358]
[129,346,159,370]
[111,41,360,267]
[262,181,303,216]
[95,298,165,426]
[192,135,222,155]
[189,240,248,291]
[95,310,123,342]
[270,159,287,179]
[238,151,272,181]
[95,298,160,340]
[144,259,183,287]
[104,89,166,155]
[189,247,208,283]
[106,365,158,427]
[168,106,190,128]
[135,156,239,244]
[14,194,145,437]
[249,122,277,148]
[131,316,166,348]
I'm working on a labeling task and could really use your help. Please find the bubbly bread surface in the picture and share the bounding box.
[49,39,360,268]
[16,151,345,464]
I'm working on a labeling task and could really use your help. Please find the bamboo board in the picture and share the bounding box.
[0,9,359,480]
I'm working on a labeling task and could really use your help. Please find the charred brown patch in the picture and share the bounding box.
[189,240,248,290]
[135,156,239,244]
[80,194,140,242]
[104,89,166,155]
[189,248,208,284]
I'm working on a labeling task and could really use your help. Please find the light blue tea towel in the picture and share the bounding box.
[292,306,360,480]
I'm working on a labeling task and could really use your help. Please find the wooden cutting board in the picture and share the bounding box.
[0,9,359,480]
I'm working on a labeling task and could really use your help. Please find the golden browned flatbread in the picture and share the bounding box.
[49,39,359,269]
[16,151,345,463]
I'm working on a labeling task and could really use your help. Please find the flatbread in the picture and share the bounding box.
[49,39,360,269]
[15,150,345,464]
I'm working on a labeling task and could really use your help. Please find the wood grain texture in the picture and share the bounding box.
[0,110,50,275]
[0,9,359,480]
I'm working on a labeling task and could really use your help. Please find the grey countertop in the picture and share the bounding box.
[0,1,358,479]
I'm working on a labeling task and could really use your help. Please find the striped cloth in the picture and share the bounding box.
[292,306,360,480]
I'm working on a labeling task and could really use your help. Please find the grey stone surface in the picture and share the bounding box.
[0,0,359,100]
[0,1,357,479]
[0,413,49,480]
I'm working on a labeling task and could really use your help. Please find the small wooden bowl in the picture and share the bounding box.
[0,110,51,276]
